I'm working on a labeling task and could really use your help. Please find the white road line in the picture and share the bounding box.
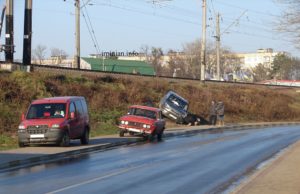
[45,165,143,194]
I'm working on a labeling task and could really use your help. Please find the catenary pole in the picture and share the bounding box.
[75,0,80,69]
[5,0,13,63]
[22,0,32,66]
[200,0,206,82]
[216,13,220,80]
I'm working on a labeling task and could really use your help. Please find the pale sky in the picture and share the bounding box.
[0,0,297,60]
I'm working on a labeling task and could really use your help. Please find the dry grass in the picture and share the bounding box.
[1,71,300,149]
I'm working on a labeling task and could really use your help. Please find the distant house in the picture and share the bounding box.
[81,57,155,76]
[259,80,300,87]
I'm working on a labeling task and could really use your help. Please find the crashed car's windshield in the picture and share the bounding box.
[166,94,188,111]
[128,108,156,119]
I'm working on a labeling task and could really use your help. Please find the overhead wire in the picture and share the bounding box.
[213,0,280,18]
[91,0,201,26]
[82,0,101,54]
[123,0,200,17]
[36,0,293,55]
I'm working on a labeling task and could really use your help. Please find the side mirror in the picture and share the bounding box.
[70,112,76,119]
[21,113,25,121]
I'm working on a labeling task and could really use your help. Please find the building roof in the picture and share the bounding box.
[82,57,155,76]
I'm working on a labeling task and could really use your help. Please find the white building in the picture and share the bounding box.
[234,48,288,70]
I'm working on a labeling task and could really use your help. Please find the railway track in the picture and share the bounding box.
[1,62,299,89]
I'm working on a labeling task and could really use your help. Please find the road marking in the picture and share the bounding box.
[45,165,144,194]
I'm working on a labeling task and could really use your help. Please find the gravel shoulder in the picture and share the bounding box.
[232,139,300,194]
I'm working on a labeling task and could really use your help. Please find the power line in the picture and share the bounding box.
[220,16,275,34]
[228,30,294,43]
[221,10,247,35]
[222,16,271,29]
[78,10,198,38]
[82,8,99,54]
[91,1,201,26]
[210,0,217,16]
[27,4,199,39]
[82,0,101,54]
[213,0,280,17]
[207,1,216,31]
[125,0,200,17]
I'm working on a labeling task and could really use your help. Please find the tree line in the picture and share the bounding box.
[145,39,300,82]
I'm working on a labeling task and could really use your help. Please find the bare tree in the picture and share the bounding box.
[181,39,237,79]
[50,48,68,64]
[142,39,239,79]
[140,44,151,63]
[276,0,300,49]
[181,39,202,79]
[151,47,164,76]
[165,50,188,78]
[222,51,241,75]
[252,63,272,82]
[33,45,47,65]
[50,48,68,58]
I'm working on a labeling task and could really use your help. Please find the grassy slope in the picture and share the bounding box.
[1,70,300,149]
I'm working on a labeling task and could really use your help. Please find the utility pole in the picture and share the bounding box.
[23,0,32,66]
[216,13,220,81]
[5,0,13,63]
[200,0,206,82]
[75,0,80,69]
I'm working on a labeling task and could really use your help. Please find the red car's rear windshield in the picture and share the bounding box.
[26,103,66,119]
[128,108,156,119]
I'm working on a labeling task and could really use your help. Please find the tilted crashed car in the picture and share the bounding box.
[159,90,189,124]
[118,105,166,140]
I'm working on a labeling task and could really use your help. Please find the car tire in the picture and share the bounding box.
[129,131,135,136]
[60,131,70,147]
[80,128,89,145]
[148,133,155,141]
[119,130,125,137]
[18,142,26,147]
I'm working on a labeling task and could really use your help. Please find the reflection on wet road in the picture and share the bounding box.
[1,126,300,194]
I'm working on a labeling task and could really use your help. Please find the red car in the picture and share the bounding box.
[17,96,90,147]
[118,105,166,140]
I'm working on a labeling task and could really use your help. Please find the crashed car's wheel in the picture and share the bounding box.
[18,142,26,147]
[119,130,125,137]
[129,131,135,136]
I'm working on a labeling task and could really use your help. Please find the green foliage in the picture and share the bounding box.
[0,134,18,150]
[271,53,293,79]
[89,109,122,136]
[252,63,272,82]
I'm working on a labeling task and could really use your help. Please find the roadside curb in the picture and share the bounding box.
[164,122,300,138]
[1,122,299,172]
[0,138,145,173]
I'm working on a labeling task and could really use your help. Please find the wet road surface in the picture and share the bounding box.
[1,126,300,194]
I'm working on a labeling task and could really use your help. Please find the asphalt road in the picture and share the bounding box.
[1,126,300,194]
